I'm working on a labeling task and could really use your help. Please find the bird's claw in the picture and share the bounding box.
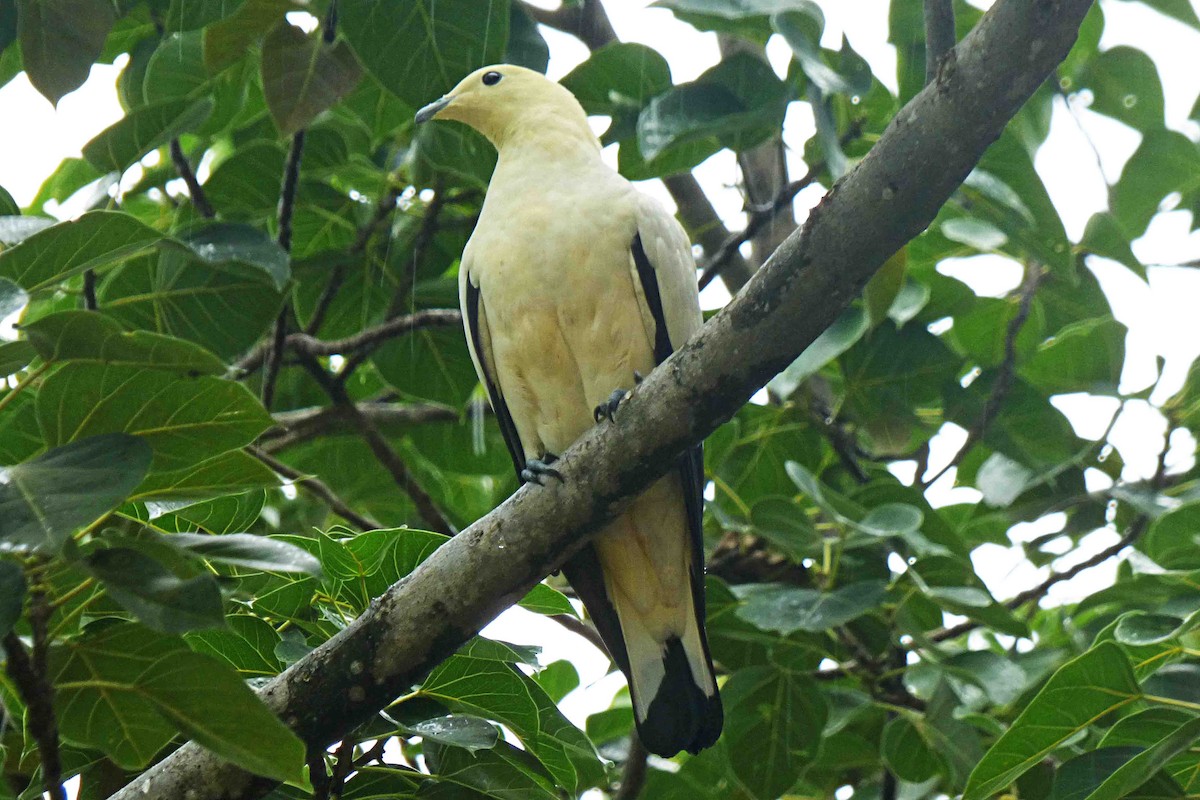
[521,455,563,486]
[593,388,630,424]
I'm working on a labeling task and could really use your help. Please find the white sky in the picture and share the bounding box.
[2,0,1200,736]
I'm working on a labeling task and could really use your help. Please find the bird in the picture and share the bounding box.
[416,64,723,757]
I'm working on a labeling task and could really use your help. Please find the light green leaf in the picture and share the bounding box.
[261,22,363,135]
[402,714,499,754]
[339,0,509,108]
[964,642,1142,800]
[0,211,162,292]
[0,433,152,553]
[21,311,226,374]
[1078,46,1165,131]
[185,614,284,677]
[171,223,291,290]
[768,307,868,399]
[517,583,576,617]
[1111,131,1200,239]
[82,98,215,174]
[37,364,272,474]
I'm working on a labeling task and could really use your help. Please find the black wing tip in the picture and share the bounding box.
[634,637,724,758]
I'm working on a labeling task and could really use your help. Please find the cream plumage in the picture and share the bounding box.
[416,65,722,756]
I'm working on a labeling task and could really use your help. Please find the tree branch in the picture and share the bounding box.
[110,1,1093,795]
[614,734,648,800]
[924,0,957,84]
[262,130,306,410]
[249,447,381,531]
[258,402,461,453]
[169,139,215,218]
[4,580,65,800]
[921,263,1044,488]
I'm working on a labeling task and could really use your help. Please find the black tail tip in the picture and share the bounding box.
[634,638,724,758]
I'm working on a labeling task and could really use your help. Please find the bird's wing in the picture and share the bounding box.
[460,260,526,477]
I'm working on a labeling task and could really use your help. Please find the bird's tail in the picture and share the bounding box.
[567,473,722,757]
[617,590,723,756]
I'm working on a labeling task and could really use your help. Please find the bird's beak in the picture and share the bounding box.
[415,95,453,124]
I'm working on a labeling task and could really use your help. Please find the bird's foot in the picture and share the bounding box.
[593,372,643,423]
[521,454,563,485]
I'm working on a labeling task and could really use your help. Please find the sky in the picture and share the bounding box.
[1,0,1199,738]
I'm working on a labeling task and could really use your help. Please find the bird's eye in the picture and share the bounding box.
[482,71,502,86]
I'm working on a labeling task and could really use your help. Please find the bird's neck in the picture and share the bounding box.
[492,109,601,168]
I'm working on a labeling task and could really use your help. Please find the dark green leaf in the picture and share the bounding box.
[1111,131,1200,238]
[963,643,1142,800]
[533,660,580,704]
[560,43,672,117]
[0,433,152,553]
[735,581,887,634]
[166,0,247,32]
[143,31,209,104]
[0,211,162,292]
[185,614,284,677]
[428,740,559,800]
[1021,317,1127,394]
[504,3,548,73]
[17,0,115,105]
[882,715,942,783]
[203,0,291,72]
[1077,46,1165,131]
[168,532,323,576]
[172,223,290,290]
[261,22,363,135]
[723,665,827,799]
[21,311,226,374]
[339,0,509,108]
[82,547,224,633]
[1055,717,1200,800]
[0,340,35,377]
[1080,212,1144,277]
[768,307,868,398]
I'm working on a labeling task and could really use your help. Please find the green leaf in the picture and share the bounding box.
[0,340,35,378]
[734,581,887,634]
[1021,317,1127,394]
[21,311,226,374]
[203,0,291,72]
[1051,747,1186,800]
[168,532,323,576]
[172,223,291,290]
[143,31,209,104]
[0,185,17,216]
[1056,717,1200,800]
[858,503,924,537]
[99,250,284,360]
[185,614,284,677]
[0,276,27,318]
[882,716,942,783]
[767,306,868,398]
[0,433,152,553]
[402,714,499,753]
[655,0,818,40]
[517,583,576,617]
[1144,502,1200,569]
[261,22,363,135]
[166,0,247,32]
[37,364,272,474]
[963,642,1142,800]
[1080,212,1144,277]
[1115,610,1200,646]
[774,8,872,97]
[1077,46,1165,131]
[1111,131,1200,239]
[52,623,304,779]
[505,3,548,72]
[0,561,26,639]
[339,0,509,108]
[82,98,215,174]
[0,211,162,292]
[560,42,672,117]
[82,547,225,633]
[723,665,828,800]
[421,656,541,741]
[17,0,115,105]
[533,660,580,704]
[373,326,479,407]
[637,54,788,160]
[427,740,559,800]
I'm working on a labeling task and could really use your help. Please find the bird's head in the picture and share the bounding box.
[415,65,595,152]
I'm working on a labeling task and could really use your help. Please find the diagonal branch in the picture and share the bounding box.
[924,0,957,83]
[169,139,215,219]
[110,1,1094,795]
[249,447,380,531]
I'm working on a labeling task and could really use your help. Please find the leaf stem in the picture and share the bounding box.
[0,363,49,416]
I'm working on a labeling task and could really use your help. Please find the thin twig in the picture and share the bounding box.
[337,190,447,382]
[3,580,65,800]
[329,738,354,799]
[550,614,609,656]
[258,402,461,453]
[250,447,381,531]
[169,139,214,218]
[82,270,97,311]
[921,263,1044,488]
[930,518,1148,642]
[923,0,957,84]
[697,120,865,292]
[262,130,306,410]
[296,310,462,358]
[295,355,455,535]
[308,748,331,800]
[614,734,648,800]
